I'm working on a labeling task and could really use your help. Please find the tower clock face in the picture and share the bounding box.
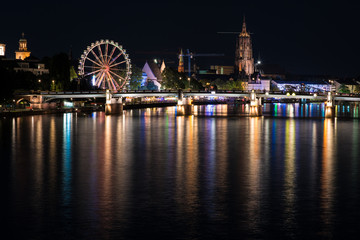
[0,46,4,56]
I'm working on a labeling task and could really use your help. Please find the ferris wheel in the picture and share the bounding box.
[78,39,132,91]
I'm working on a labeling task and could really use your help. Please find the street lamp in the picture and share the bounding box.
[255,60,261,72]
[52,80,55,91]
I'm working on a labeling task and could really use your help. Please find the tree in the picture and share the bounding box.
[354,84,360,94]
[161,67,186,90]
[129,66,143,90]
[49,53,70,91]
[208,78,245,91]
[69,65,78,82]
[146,81,158,90]
[338,84,350,93]
[189,77,204,90]
[0,61,39,101]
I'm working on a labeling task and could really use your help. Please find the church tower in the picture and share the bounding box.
[235,17,254,76]
[178,49,185,73]
[15,33,31,60]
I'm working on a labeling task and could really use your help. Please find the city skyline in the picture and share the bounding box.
[1,0,358,77]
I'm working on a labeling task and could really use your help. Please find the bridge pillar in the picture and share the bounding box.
[29,95,44,109]
[105,90,123,115]
[178,89,184,101]
[325,92,335,118]
[249,90,262,117]
[177,90,193,116]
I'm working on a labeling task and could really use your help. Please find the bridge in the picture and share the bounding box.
[15,90,360,118]
[15,90,360,101]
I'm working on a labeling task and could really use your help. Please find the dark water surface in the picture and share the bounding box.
[1,104,360,239]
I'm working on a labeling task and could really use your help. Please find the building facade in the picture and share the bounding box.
[14,61,49,75]
[15,33,31,60]
[142,60,165,90]
[0,43,5,57]
[235,18,254,76]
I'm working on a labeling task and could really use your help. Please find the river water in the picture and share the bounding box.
[1,103,360,239]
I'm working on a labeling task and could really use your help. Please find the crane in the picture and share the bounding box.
[179,49,224,78]
[217,32,241,34]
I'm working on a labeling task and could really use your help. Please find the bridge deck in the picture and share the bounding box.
[15,90,360,102]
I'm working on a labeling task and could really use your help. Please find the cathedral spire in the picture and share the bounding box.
[240,16,249,37]
[178,49,184,73]
[242,16,247,33]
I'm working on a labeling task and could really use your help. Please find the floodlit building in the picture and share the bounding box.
[0,33,49,76]
[272,79,331,92]
[235,17,254,76]
[14,60,49,75]
[142,59,165,90]
[247,75,271,91]
[210,65,234,75]
[15,33,31,60]
[0,43,5,57]
[178,49,184,73]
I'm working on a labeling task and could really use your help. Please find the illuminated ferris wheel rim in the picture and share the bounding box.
[78,39,132,91]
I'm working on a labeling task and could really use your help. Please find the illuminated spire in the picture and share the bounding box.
[240,16,249,37]
[19,33,28,51]
[178,49,184,73]
[160,60,166,73]
[242,16,246,33]
[15,32,31,60]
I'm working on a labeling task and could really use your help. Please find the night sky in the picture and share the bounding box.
[1,0,359,77]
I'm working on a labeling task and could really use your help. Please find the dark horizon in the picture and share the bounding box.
[2,0,359,77]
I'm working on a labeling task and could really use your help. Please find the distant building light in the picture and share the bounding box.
[64,101,73,107]
[92,75,96,86]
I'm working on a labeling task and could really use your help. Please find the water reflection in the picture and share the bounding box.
[3,104,360,239]
[320,119,336,237]
[246,117,262,232]
[194,103,360,118]
[62,113,72,206]
[284,119,296,236]
[175,115,199,223]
